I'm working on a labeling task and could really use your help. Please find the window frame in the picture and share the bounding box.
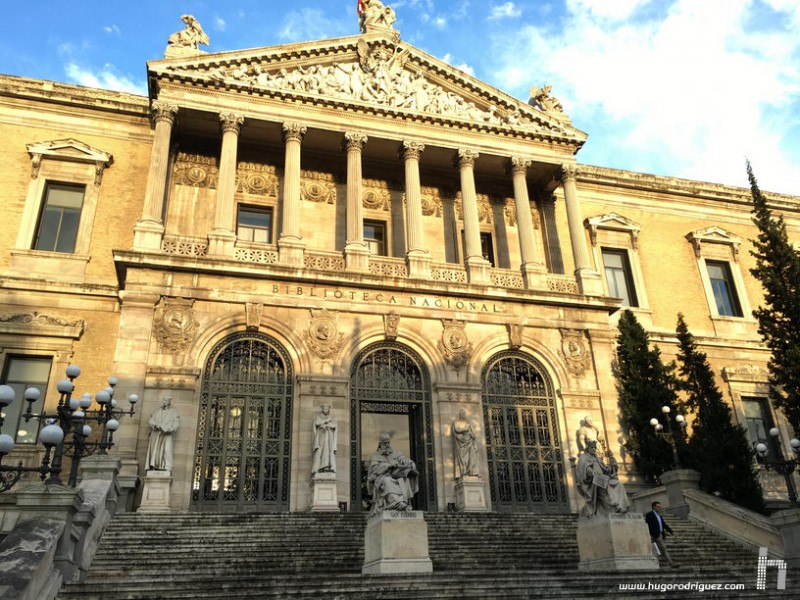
[364,219,387,256]
[601,247,638,307]
[706,259,744,317]
[33,182,86,253]
[0,355,52,444]
[236,204,274,244]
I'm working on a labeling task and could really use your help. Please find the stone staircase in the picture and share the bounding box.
[58,512,795,599]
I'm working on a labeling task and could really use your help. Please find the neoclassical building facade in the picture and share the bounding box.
[1,11,798,513]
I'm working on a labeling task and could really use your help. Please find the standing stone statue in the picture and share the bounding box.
[575,440,630,518]
[145,396,180,472]
[311,404,337,475]
[452,409,478,479]
[366,432,419,515]
[576,415,606,455]
[359,0,396,33]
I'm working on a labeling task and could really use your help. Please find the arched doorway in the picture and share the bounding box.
[191,332,293,512]
[350,342,435,512]
[482,351,568,513]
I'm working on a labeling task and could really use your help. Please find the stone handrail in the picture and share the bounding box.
[161,235,208,257]
[490,268,524,289]
[368,256,408,278]
[683,487,783,556]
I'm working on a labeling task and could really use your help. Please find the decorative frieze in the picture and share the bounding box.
[490,269,524,289]
[237,163,278,197]
[162,236,209,257]
[362,179,392,211]
[0,312,85,339]
[301,171,337,204]
[547,276,579,294]
[173,153,218,189]
[431,264,468,283]
[368,257,408,278]
[234,247,278,264]
[304,251,346,272]
[154,298,198,354]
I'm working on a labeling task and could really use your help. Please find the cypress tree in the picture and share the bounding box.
[675,313,764,512]
[616,309,683,483]
[748,163,800,435]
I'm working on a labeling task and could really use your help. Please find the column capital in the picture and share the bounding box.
[151,101,179,126]
[343,131,368,152]
[400,140,425,161]
[560,163,581,183]
[219,113,245,134]
[282,122,307,143]
[454,149,479,169]
[508,157,532,176]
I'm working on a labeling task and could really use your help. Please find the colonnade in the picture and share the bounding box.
[133,103,602,293]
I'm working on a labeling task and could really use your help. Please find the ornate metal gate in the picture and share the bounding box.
[482,352,568,512]
[191,333,293,512]
[350,342,435,512]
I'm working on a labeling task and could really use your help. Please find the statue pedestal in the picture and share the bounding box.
[137,470,172,513]
[455,477,489,512]
[577,513,659,571]
[362,510,433,575]
[309,472,340,512]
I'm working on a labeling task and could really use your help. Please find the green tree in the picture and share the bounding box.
[748,163,800,434]
[616,309,683,483]
[675,313,764,512]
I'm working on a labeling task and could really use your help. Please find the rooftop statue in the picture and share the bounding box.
[529,84,564,114]
[359,0,397,34]
[165,15,209,57]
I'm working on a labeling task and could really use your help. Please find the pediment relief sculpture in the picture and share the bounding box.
[586,213,641,248]
[686,226,742,259]
[27,138,113,186]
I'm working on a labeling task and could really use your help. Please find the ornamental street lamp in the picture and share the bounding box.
[0,365,137,492]
[755,427,800,507]
[650,405,687,469]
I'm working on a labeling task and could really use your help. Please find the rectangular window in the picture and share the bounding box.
[34,183,85,253]
[364,220,386,256]
[480,232,495,267]
[237,206,273,243]
[1,356,51,443]
[743,397,776,461]
[707,260,743,317]
[602,248,638,307]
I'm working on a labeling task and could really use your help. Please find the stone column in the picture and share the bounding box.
[133,101,178,250]
[208,113,244,257]
[456,149,489,284]
[344,132,369,271]
[509,157,547,288]
[278,122,307,266]
[561,164,603,294]
[401,140,431,279]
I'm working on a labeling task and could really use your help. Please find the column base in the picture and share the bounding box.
[133,219,164,251]
[577,512,659,571]
[466,256,491,284]
[208,230,236,258]
[137,470,173,513]
[278,237,306,266]
[345,245,370,272]
[455,477,489,512]
[309,472,340,512]
[576,268,605,296]
[521,263,548,289]
[362,510,433,575]
[406,251,432,279]
[661,469,701,518]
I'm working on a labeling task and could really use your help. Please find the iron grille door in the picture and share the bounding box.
[482,352,568,513]
[350,342,435,512]
[192,333,293,512]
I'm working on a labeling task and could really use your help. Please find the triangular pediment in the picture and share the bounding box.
[27,138,113,165]
[148,33,586,146]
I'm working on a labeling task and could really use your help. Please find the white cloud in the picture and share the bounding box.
[279,8,349,41]
[103,25,121,36]
[441,53,475,76]
[489,2,521,20]
[214,17,227,32]
[65,63,145,95]
[567,0,652,21]
[489,0,800,194]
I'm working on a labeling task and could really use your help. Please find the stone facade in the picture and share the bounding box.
[0,15,798,516]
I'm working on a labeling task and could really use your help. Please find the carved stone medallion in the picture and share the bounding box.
[154,298,198,354]
[559,329,591,377]
[439,320,473,370]
[384,312,400,340]
[304,310,344,361]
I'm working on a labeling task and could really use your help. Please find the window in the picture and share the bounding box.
[34,183,85,253]
[480,232,495,267]
[743,397,776,461]
[1,356,51,443]
[706,260,743,317]
[602,248,638,307]
[237,206,273,243]
[364,220,386,255]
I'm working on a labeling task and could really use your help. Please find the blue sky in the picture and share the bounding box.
[1,0,798,195]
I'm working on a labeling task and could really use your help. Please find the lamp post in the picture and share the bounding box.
[650,405,687,469]
[0,365,137,492]
[755,427,800,507]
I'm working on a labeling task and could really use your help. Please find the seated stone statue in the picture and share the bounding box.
[366,432,419,515]
[575,440,630,518]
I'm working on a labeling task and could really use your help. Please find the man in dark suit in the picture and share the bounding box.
[646,501,678,567]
